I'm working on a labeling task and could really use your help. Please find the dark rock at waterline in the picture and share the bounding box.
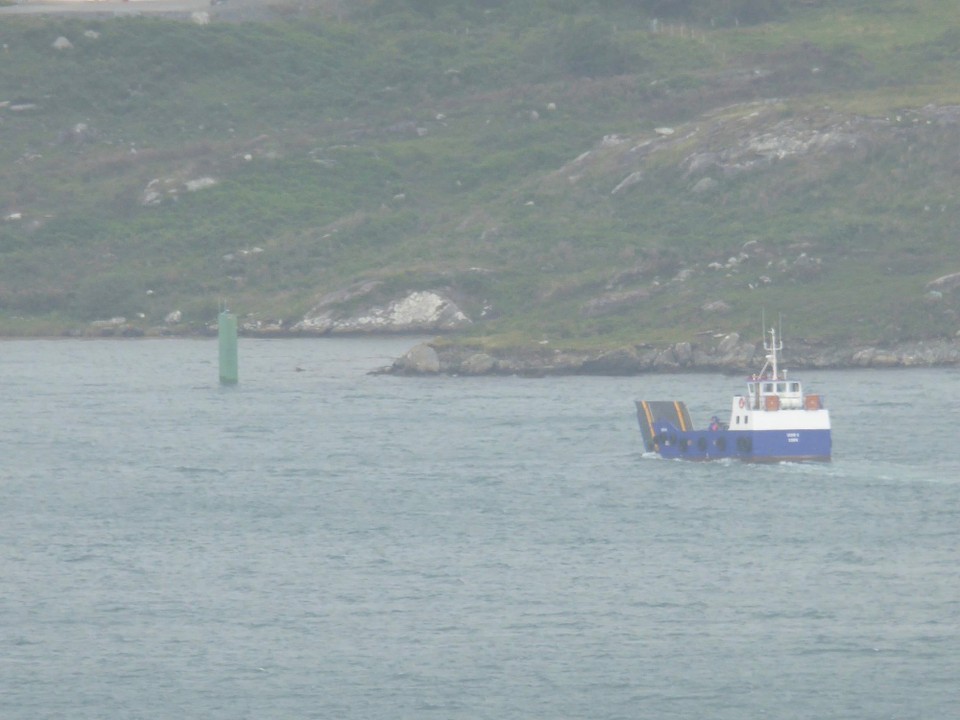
[390,342,441,374]
[383,336,960,376]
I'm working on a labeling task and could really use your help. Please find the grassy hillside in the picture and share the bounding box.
[2,0,960,347]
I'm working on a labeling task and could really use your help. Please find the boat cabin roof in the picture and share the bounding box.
[748,379,802,397]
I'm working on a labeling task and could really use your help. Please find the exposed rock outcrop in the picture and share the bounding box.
[926,272,960,292]
[461,352,497,375]
[140,175,219,206]
[391,342,441,374]
[291,288,471,335]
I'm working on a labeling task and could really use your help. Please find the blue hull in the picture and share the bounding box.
[651,424,831,463]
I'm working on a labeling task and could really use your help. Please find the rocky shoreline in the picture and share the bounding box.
[14,323,960,374]
[383,333,960,376]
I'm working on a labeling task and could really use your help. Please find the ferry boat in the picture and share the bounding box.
[635,328,831,462]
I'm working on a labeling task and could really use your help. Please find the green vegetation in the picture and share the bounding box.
[1,0,959,349]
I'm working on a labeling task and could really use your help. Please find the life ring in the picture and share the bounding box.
[738,397,745,408]
[736,436,752,453]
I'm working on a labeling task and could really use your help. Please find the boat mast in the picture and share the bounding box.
[764,326,782,380]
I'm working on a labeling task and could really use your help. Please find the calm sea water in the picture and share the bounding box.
[3,338,958,720]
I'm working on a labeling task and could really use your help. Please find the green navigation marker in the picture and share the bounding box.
[218,310,238,384]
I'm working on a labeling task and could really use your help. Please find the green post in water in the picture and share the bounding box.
[218,310,238,384]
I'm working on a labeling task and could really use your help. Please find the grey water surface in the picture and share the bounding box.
[3,338,958,719]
